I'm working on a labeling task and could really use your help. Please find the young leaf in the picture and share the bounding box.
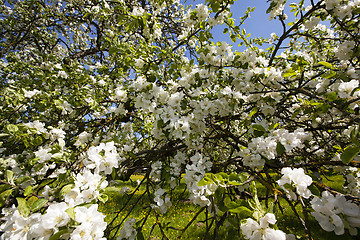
[31,198,48,212]
[49,229,69,240]
[24,186,34,197]
[341,145,360,164]
[17,197,30,217]
[65,207,76,220]
[316,61,333,69]
[276,142,286,155]
[229,206,253,217]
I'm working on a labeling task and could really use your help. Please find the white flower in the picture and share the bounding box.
[24,89,41,98]
[338,79,359,98]
[132,6,144,17]
[42,202,70,229]
[75,204,104,224]
[58,70,68,78]
[304,16,320,29]
[72,204,107,239]
[277,167,312,200]
[335,41,355,60]
[34,147,52,163]
[195,4,209,21]
[114,87,127,101]
[24,120,47,134]
[118,218,137,240]
[312,212,344,235]
[85,141,120,174]
[151,188,172,214]
[311,191,360,236]
[0,210,41,240]
[74,131,92,147]
[241,213,286,240]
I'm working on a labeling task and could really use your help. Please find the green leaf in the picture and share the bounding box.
[228,173,249,185]
[0,184,11,194]
[65,207,76,220]
[327,92,338,101]
[31,198,48,212]
[266,1,277,14]
[283,70,297,78]
[136,229,145,240]
[317,61,333,69]
[223,28,229,34]
[6,170,14,184]
[198,176,214,186]
[276,142,285,155]
[59,184,75,196]
[98,193,108,203]
[6,124,18,133]
[350,128,360,146]
[230,34,237,43]
[249,107,257,117]
[49,229,68,240]
[322,71,336,79]
[341,145,360,164]
[229,206,253,217]
[17,197,30,217]
[252,124,266,137]
[215,172,229,182]
[0,189,13,207]
[15,175,32,185]
[283,183,294,190]
[226,200,242,209]
[308,184,320,196]
[24,186,33,197]
[109,46,120,54]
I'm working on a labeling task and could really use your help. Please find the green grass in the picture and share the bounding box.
[99,176,212,239]
[99,173,359,239]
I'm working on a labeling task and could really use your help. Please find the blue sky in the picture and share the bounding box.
[185,0,304,51]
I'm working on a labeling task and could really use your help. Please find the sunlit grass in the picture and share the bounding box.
[99,172,358,239]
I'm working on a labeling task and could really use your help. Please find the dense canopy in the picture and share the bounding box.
[0,0,359,239]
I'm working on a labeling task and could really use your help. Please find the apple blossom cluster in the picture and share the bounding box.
[1,0,360,239]
[325,0,360,20]
[1,207,50,240]
[195,4,209,22]
[0,203,107,240]
[303,16,321,30]
[117,218,137,240]
[277,167,313,200]
[0,169,110,239]
[183,4,209,27]
[336,79,360,99]
[151,188,172,214]
[84,141,121,175]
[335,41,356,61]
[240,213,286,240]
[199,41,234,65]
[268,0,287,20]
[344,167,360,197]
[65,169,108,206]
[150,161,162,182]
[170,152,187,177]
[311,191,360,236]
[183,153,215,207]
[71,205,107,240]
[240,128,311,168]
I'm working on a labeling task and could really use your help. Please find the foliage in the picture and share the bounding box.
[0,0,359,239]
